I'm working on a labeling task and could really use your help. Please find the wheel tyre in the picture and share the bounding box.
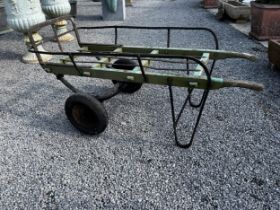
[65,93,108,135]
[112,58,142,93]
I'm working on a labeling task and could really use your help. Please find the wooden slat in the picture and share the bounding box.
[45,63,264,91]
[121,46,256,61]
[45,62,214,89]
[92,47,123,68]
[60,47,123,65]
[132,49,159,72]
[79,43,123,52]
[78,43,256,61]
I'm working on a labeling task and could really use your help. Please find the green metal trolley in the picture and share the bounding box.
[28,16,263,148]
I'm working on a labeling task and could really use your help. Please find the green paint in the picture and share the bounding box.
[44,62,262,91]
[79,43,256,61]
[46,44,262,92]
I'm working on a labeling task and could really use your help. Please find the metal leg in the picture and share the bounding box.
[168,54,211,148]
[188,59,216,108]
[57,75,81,93]
[168,84,210,148]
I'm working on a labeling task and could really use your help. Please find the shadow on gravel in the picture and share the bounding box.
[0,32,22,41]
[28,111,79,135]
[191,2,204,9]
[0,50,22,61]
[77,14,103,22]
[0,82,77,135]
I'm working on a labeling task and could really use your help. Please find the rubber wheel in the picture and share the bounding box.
[65,93,108,135]
[112,58,142,93]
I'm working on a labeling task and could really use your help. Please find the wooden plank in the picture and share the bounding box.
[132,49,159,72]
[78,43,256,61]
[121,46,256,61]
[60,47,123,66]
[45,63,263,91]
[92,47,123,68]
[46,62,210,88]
[79,43,123,52]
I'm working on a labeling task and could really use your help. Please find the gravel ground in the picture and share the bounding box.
[0,0,279,209]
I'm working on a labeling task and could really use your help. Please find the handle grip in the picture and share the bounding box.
[223,79,264,91]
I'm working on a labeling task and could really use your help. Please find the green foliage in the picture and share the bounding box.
[256,0,280,4]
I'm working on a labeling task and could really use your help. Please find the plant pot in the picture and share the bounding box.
[268,39,280,70]
[69,0,77,17]
[203,0,219,9]
[41,0,71,18]
[41,0,74,42]
[3,0,52,63]
[222,0,250,21]
[250,2,280,41]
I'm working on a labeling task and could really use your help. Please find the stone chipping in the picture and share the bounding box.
[0,0,279,209]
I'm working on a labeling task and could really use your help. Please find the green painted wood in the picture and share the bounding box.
[92,47,123,68]
[79,43,123,52]
[60,47,123,65]
[47,43,263,91]
[122,46,256,61]
[78,43,256,61]
[44,63,263,91]
[132,49,159,72]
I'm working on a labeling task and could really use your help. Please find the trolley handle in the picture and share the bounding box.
[223,79,264,91]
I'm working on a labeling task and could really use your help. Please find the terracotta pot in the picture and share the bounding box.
[203,0,219,9]
[250,2,280,41]
[268,39,280,69]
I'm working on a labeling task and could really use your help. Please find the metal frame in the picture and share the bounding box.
[27,16,263,148]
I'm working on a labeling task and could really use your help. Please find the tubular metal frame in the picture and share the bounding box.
[27,16,262,148]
